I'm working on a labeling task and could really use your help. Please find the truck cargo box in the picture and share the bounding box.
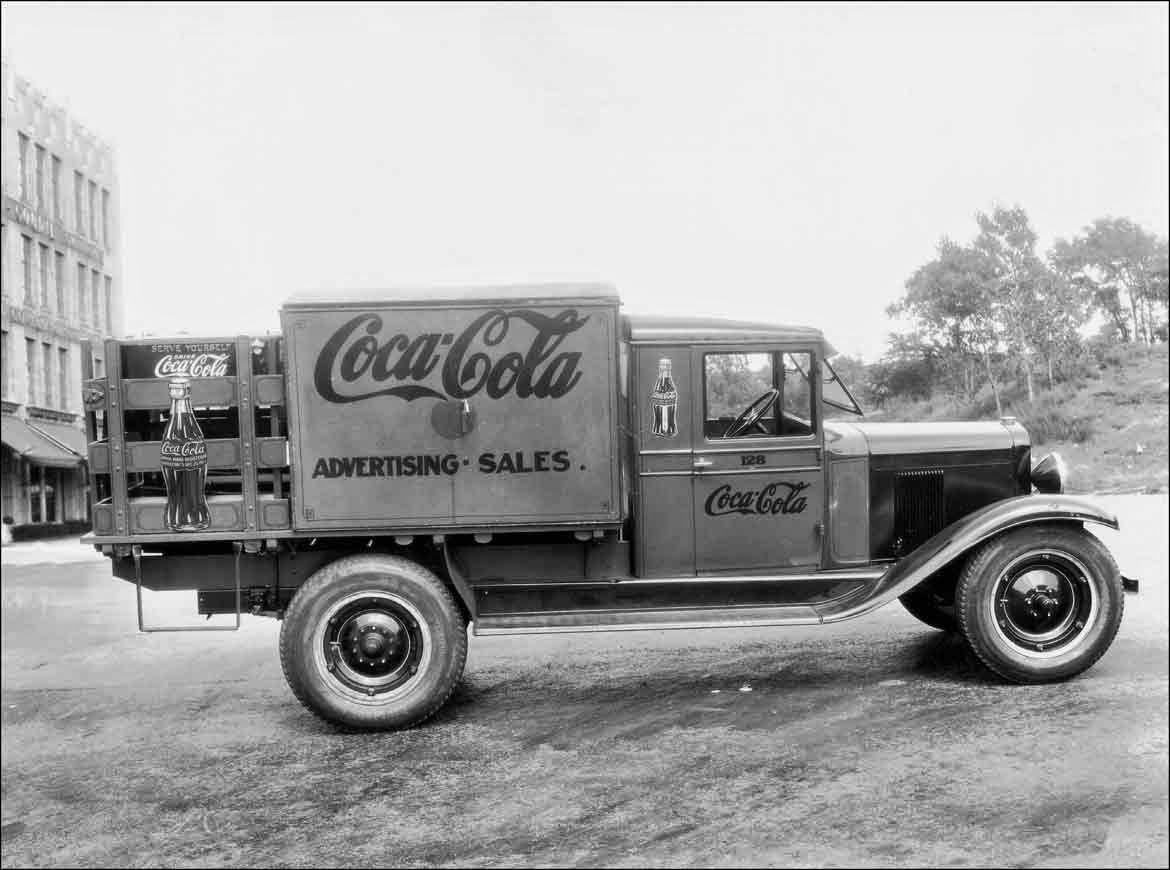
[280,284,621,531]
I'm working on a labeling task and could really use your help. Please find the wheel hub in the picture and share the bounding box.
[323,596,425,695]
[993,555,1093,654]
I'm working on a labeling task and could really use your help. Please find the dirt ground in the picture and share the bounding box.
[2,495,1167,868]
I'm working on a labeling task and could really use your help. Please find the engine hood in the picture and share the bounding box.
[825,419,1029,457]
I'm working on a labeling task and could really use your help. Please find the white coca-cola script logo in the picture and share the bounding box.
[153,353,231,379]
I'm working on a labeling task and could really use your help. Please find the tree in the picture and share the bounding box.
[1050,218,1170,345]
[866,332,941,406]
[892,236,1006,414]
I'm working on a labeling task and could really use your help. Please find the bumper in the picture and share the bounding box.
[1122,575,1140,594]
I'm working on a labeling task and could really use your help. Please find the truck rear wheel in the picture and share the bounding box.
[956,525,1123,683]
[279,554,467,730]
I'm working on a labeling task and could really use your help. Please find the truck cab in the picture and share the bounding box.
[630,317,840,578]
[82,284,1135,730]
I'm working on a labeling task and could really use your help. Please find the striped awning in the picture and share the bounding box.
[0,416,83,468]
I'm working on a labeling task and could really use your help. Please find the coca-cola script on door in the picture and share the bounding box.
[313,308,589,404]
[704,480,810,517]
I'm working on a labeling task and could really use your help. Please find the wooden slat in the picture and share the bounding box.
[264,339,284,500]
[104,338,130,535]
[258,496,291,530]
[117,376,283,409]
[89,437,289,473]
[256,437,288,468]
[254,374,285,406]
[121,377,237,410]
[93,501,115,535]
[128,495,245,534]
[236,336,259,534]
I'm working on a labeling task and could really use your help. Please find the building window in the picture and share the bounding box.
[88,180,98,241]
[77,264,88,323]
[39,243,51,308]
[42,342,54,408]
[92,268,102,330]
[55,251,66,316]
[102,189,111,250]
[35,145,48,212]
[52,155,63,223]
[74,171,85,234]
[18,133,31,202]
[93,356,104,378]
[59,347,69,411]
[26,337,37,405]
[22,235,35,304]
[29,467,43,523]
[105,276,113,332]
[1,330,9,396]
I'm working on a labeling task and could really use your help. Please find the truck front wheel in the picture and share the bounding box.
[279,554,467,730]
[956,525,1123,683]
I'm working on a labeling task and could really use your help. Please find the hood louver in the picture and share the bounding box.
[892,469,946,556]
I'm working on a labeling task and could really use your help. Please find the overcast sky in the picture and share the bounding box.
[3,2,1167,360]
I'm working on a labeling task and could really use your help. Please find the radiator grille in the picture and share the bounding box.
[893,469,946,555]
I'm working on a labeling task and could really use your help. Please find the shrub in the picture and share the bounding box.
[1016,400,1096,445]
[9,520,93,542]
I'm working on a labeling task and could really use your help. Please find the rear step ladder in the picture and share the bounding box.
[134,541,242,632]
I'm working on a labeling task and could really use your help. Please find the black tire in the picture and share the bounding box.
[956,524,1123,683]
[899,580,958,632]
[279,554,467,730]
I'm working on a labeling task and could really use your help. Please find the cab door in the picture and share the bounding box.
[691,348,825,573]
[633,345,697,578]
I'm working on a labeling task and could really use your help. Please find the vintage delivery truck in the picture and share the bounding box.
[80,283,1138,730]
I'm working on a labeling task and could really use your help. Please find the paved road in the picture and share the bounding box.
[2,496,1167,868]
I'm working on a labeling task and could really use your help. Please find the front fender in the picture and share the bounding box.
[815,494,1118,623]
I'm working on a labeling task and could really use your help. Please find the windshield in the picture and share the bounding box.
[786,355,865,417]
[822,358,864,415]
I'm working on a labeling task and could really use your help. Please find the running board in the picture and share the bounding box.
[474,605,822,636]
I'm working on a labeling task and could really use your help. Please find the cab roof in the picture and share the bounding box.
[624,315,834,354]
[282,282,619,310]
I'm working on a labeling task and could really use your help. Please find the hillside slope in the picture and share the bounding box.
[861,343,1169,494]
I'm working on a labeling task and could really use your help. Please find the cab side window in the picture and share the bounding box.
[704,353,778,439]
[781,352,813,434]
[703,351,815,439]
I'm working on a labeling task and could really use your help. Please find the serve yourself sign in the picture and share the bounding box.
[121,342,236,379]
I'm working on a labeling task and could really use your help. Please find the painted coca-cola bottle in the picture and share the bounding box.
[650,357,678,438]
[160,376,211,531]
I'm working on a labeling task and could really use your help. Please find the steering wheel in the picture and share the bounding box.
[725,388,780,438]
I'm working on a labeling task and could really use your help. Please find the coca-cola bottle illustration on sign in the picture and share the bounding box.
[650,357,678,438]
[160,377,211,531]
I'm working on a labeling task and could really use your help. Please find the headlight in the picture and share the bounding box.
[1031,452,1067,494]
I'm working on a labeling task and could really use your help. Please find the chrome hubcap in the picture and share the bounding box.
[992,551,1094,656]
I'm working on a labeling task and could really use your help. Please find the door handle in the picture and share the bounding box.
[693,458,714,469]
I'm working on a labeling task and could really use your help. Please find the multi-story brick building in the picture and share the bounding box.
[1,60,121,536]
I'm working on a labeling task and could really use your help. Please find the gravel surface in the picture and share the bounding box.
[1,495,1166,868]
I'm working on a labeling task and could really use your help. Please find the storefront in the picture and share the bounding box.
[1,413,87,537]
